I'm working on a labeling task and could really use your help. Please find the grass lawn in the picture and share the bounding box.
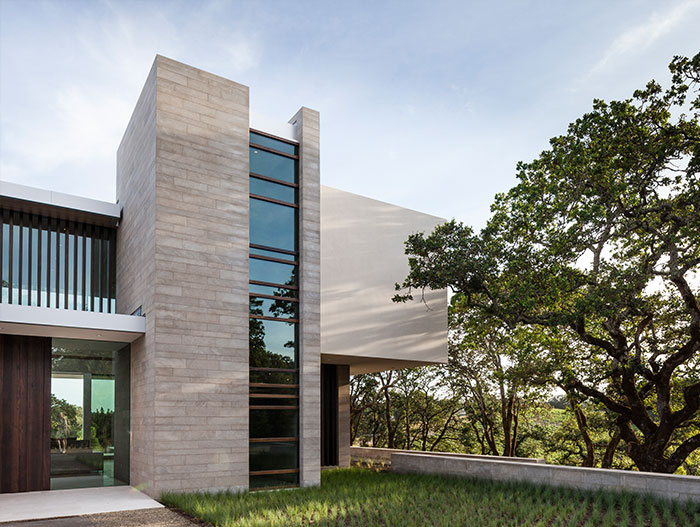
[161,467,700,527]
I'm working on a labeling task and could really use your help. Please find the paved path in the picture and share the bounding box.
[0,508,199,527]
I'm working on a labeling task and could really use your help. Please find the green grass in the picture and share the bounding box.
[161,468,700,527]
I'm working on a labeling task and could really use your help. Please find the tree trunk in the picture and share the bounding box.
[570,400,595,467]
[602,431,622,468]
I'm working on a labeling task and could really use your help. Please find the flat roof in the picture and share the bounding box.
[0,180,121,227]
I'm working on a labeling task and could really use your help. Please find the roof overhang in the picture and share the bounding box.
[0,180,121,228]
[0,304,145,343]
[321,353,444,375]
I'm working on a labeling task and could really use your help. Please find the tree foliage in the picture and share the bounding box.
[394,52,700,473]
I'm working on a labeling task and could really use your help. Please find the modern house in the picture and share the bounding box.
[0,55,447,497]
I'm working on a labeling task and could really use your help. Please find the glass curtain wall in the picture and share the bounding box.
[249,130,300,489]
[50,339,130,490]
[0,209,117,312]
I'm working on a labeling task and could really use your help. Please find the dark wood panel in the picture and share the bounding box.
[0,334,51,493]
[321,364,339,467]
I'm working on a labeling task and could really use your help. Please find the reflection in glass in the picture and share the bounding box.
[250,296,298,319]
[250,318,296,369]
[250,442,298,471]
[50,338,130,490]
[250,370,298,385]
[249,283,297,297]
[250,472,299,489]
[250,258,297,286]
[250,177,296,204]
[250,148,296,184]
[250,132,297,155]
[250,409,299,438]
[250,198,296,251]
[249,246,296,262]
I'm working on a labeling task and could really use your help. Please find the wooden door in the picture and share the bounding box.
[0,334,51,493]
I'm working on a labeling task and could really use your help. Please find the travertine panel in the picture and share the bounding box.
[290,107,321,487]
[337,365,350,468]
[116,61,157,491]
[117,55,250,496]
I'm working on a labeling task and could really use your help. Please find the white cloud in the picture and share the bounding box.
[589,0,700,75]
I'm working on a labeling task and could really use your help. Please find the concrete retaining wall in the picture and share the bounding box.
[392,452,700,503]
[351,446,544,465]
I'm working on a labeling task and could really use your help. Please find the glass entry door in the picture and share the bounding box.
[50,339,130,490]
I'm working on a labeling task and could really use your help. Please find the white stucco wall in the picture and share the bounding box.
[320,186,448,374]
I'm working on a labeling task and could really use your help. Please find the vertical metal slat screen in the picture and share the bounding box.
[0,208,116,313]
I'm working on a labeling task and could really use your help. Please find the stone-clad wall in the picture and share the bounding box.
[151,56,250,494]
[337,366,351,467]
[116,60,158,491]
[350,447,544,465]
[117,55,251,496]
[392,453,700,503]
[291,107,322,487]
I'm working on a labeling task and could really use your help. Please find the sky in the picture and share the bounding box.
[1,0,699,229]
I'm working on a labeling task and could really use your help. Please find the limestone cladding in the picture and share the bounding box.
[291,107,322,487]
[117,55,251,496]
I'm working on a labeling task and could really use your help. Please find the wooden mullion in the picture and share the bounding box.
[249,394,298,399]
[249,243,298,256]
[249,253,299,266]
[249,383,299,389]
[73,221,78,310]
[249,172,299,188]
[250,128,299,147]
[250,367,299,373]
[249,437,299,443]
[248,468,300,475]
[37,215,43,307]
[18,212,24,305]
[249,315,299,323]
[249,142,299,160]
[249,293,299,303]
[250,405,299,410]
[0,209,5,304]
[82,224,87,311]
[109,228,116,313]
[47,217,53,307]
[249,280,298,291]
[250,194,298,209]
[63,219,69,309]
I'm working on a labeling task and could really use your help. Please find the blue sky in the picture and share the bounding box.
[1,0,699,228]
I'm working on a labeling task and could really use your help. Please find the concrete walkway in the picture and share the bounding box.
[0,486,163,523]
[0,508,197,527]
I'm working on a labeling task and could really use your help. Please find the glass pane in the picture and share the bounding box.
[250,297,298,319]
[250,198,295,252]
[250,409,298,438]
[250,472,299,489]
[250,258,297,287]
[1,222,8,303]
[250,147,296,184]
[250,177,296,204]
[250,370,298,385]
[249,246,296,262]
[250,386,298,395]
[50,339,130,490]
[250,442,298,471]
[250,132,297,155]
[250,397,298,407]
[249,283,297,298]
[250,318,296,368]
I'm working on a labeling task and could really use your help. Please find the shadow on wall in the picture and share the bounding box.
[320,186,447,365]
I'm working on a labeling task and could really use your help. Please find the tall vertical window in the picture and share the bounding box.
[249,130,300,489]
[0,209,117,313]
